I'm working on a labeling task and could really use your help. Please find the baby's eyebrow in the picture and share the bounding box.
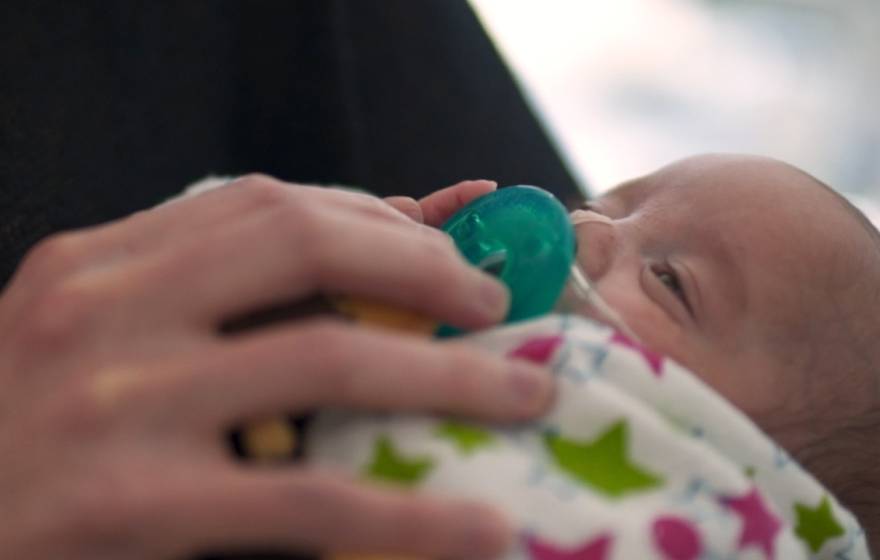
[687,224,748,322]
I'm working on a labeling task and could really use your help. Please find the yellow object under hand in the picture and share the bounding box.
[242,298,436,462]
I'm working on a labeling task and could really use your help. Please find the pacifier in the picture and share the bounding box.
[437,185,637,339]
[436,185,576,336]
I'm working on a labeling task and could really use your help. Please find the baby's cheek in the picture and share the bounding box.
[682,346,789,422]
[601,289,680,346]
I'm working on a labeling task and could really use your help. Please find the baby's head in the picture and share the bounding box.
[572,154,880,540]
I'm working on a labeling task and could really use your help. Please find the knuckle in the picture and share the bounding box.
[267,196,319,236]
[21,280,102,349]
[85,367,147,425]
[236,174,291,208]
[21,232,88,280]
[46,372,129,439]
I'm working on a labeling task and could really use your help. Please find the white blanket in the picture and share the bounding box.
[306,316,870,560]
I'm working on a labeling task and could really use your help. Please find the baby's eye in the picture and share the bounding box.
[653,265,689,308]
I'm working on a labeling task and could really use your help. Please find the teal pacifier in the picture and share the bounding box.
[437,185,576,337]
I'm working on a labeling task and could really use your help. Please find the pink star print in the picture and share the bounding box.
[720,487,783,559]
[524,533,612,560]
[508,335,564,365]
[652,516,703,560]
[610,331,664,376]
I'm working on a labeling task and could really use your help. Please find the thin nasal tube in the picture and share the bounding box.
[566,210,640,341]
[568,264,642,343]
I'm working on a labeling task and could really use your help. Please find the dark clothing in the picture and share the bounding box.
[0,2,579,556]
[0,1,580,288]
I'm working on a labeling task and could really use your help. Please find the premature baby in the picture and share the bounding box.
[571,154,880,500]
[568,153,880,537]
[304,155,880,559]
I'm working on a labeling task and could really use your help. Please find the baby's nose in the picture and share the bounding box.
[570,210,618,283]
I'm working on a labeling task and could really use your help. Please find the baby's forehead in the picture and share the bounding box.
[609,157,876,251]
[616,154,875,307]
[609,155,824,208]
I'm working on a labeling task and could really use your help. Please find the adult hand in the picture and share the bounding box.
[0,176,553,559]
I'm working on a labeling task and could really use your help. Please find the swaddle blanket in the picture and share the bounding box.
[306,315,870,559]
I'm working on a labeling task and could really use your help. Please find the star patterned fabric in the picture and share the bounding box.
[306,316,869,559]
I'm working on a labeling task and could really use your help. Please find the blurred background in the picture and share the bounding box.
[470,0,880,223]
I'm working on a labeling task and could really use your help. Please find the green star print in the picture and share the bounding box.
[794,495,845,553]
[435,421,496,455]
[543,420,663,498]
[364,435,435,486]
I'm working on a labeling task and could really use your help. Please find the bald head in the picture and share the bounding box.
[573,154,880,548]
[577,153,880,406]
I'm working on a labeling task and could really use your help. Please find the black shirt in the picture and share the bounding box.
[0,0,580,288]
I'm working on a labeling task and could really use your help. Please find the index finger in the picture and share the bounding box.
[419,180,497,227]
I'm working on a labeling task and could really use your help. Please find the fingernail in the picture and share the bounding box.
[507,362,552,414]
[479,278,509,320]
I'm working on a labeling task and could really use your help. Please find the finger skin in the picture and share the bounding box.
[109,201,509,330]
[418,180,497,227]
[141,319,554,428]
[171,468,512,559]
[19,175,416,277]
[4,177,478,325]
[383,196,424,223]
[145,175,422,247]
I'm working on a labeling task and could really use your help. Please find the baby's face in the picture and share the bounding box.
[570,154,878,440]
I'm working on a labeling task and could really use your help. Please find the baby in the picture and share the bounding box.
[569,153,880,536]
[304,154,879,558]
[184,154,878,557]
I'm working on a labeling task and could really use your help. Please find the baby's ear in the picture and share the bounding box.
[418,180,498,227]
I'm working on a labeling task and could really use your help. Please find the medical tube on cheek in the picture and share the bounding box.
[560,262,641,342]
